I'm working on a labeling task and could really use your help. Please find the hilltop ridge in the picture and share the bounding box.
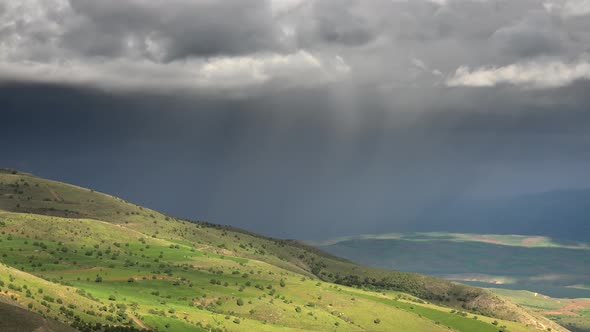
[0,170,564,331]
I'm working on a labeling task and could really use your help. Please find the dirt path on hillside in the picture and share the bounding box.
[194,297,219,306]
[541,300,590,316]
[48,188,64,202]
[128,313,150,330]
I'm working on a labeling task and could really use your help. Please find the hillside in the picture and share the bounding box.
[316,232,590,331]
[0,169,563,331]
[489,289,590,332]
[0,301,77,332]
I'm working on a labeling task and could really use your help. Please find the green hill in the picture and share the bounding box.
[0,169,563,331]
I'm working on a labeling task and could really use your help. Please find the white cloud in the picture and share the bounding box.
[270,0,307,17]
[198,50,348,89]
[447,59,590,88]
[411,58,427,71]
[543,0,590,17]
[0,51,349,92]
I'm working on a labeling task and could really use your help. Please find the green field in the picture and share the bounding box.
[0,170,563,331]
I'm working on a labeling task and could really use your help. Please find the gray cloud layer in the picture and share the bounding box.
[1,0,589,92]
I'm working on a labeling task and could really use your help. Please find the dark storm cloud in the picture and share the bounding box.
[491,11,567,58]
[2,0,590,90]
[65,0,284,60]
[295,0,385,47]
[2,1,590,239]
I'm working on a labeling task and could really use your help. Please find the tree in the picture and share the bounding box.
[236,298,244,306]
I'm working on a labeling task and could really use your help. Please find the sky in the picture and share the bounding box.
[1,0,590,239]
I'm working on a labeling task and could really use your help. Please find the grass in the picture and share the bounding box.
[0,216,454,331]
[490,289,590,332]
[0,171,561,331]
[339,290,500,332]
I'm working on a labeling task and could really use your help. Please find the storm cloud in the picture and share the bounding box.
[2,0,589,91]
[2,0,590,239]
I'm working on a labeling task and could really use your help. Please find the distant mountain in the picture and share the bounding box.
[412,189,590,241]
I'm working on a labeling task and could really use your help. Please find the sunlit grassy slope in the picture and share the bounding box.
[0,169,564,331]
[490,289,590,332]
